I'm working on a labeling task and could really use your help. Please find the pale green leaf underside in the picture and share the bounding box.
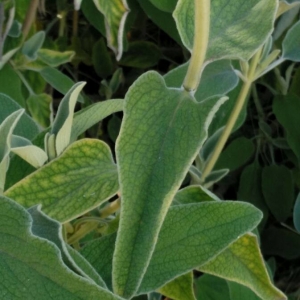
[5,139,119,222]
[113,71,226,298]
[164,60,239,101]
[200,234,287,300]
[82,202,262,296]
[93,0,130,60]
[71,99,124,142]
[174,0,277,62]
[282,20,300,61]
[0,196,122,300]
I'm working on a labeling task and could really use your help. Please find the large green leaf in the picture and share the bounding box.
[112,71,226,298]
[93,0,130,60]
[282,20,300,61]
[5,139,119,222]
[71,99,124,142]
[200,234,286,300]
[164,60,239,102]
[158,272,196,300]
[261,165,294,222]
[174,0,277,62]
[0,196,122,299]
[0,93,39,140]
[273,94,300,162]
[149,0,177,12]
[228,281,262,300]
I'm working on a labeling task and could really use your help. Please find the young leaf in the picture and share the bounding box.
[37,49,75,67]
[71,99,124,142]
[93,0,130,60]
[282,20,300,62]
[200,234,287,300]
[22,31,46,60]
[262,165,294,222]
[5,139,119,223]
[0,93,39,140]
[11,135,48,168]
[50,82,85,157]
[113,71,226,298]
[174,0,277,62]
[158,272,196,300]
[0,196,122,299]
[164,60,239,102]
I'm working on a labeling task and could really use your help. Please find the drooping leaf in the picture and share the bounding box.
[194,275,231,300]
[37,49,75,67]
[71,99,124,142]
[5,139,119,223]
[0,196,122,299]
[164,60,239,102]
[112,71,226,298]
[261,165,294,222]
[200,234,286,300]
[214,137,255,171]
[39,67,85,103]
[0,93,39,140]
[93,0,130,60]
[138,202,262,295]
[158,272,196,300]
[27,93,52,128]
[282,20,300,62]
[174,0,277,62]
[273,94,300,162]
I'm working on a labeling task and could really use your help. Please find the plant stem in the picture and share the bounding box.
[183,0,210,92]
[22,0,39,40]
[99,198,121,218]
[201,49,262,182]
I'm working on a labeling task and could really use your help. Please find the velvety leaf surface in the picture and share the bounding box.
[93,0,130,60]
[113,71,226,298]
[0,93,39,140]
[5,139,119,223]
[282,20,300,61]
[158,272,196,300]
[138,202,262,294]
[174,0,277,62]
[71,99,124,142]
[38,49,75,67]
[0,196,122,300]
[164,60,239,101]
[200,234,287,300]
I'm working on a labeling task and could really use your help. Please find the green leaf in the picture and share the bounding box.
[112,71,226,298]
[39,67,85,103]
[22,31,46,60]
[194,275,231,300]
[5,139,119,222]
[282,20,300,61]
[214,137,255,171]
[273,94,300,162]
[164,60,239,102]
[0,47,20,70]
[158,272,196,300]
[93,0,130,60]
[172,185,219,205]
[119,41,161,68]
[200,234,286,300]
[0,93,39,140]
[174,0,277,62]
[108,114,122,142]
[262,165,294,222]
[293,193,300,232]
[149,0,177,12]
[0,110,24,193]
[50,82,85,157]
[71,99,124,142]
[37,49,75,67]
[10,135,48,168]
[0,63,26,107]
[27,93,52,128]
[228,282,262,300]
[0,196,122,299]
[262,227,300,260]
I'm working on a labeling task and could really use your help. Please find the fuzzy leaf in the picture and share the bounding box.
[5,139,119,223]
[282,20,300,61]
[38,49,75,67]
